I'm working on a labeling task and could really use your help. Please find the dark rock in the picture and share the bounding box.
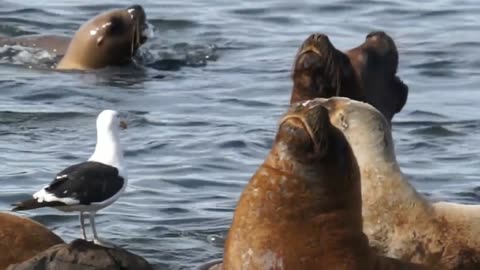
[7,239,154,270]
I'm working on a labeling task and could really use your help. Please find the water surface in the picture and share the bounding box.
[0,0,479,269]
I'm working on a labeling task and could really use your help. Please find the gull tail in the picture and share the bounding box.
[12,199,64,211]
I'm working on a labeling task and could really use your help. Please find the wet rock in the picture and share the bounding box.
[7,239,154,270]
[0,213,64,270]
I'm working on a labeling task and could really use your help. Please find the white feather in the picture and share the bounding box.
[33,187,79,205]
[88,110,127,178]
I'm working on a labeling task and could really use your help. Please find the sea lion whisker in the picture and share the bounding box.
[131,24,136,56]
[279,114,318,150]
[298,47,322,58]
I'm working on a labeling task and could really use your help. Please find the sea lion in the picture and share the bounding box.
[290,31,408,122]
[320,96,480,269]
[221,99,429,270]
[0,35,70,55]
[0,5,148,70]
[0,212,64,269]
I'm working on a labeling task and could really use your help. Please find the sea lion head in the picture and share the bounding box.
[57,5,149,70]
[318,97,397,167]
[273,98,361,199]
[346,31,408,121]
[277,99,331,162]
[291,33,362,104]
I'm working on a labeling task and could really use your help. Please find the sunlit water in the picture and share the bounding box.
[0,0,479,269]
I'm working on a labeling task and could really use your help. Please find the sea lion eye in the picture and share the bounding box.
[108,17,125,35]
[339,113,348,130]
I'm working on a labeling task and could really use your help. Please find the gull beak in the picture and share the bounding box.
[119,120,128,129]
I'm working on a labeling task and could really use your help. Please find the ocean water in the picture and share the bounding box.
[0,0,479,269]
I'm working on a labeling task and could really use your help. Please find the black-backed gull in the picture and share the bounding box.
[12,109,128,247]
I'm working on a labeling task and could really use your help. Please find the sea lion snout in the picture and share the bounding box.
[299,33,333,56]
[361,31,399,75]
[365,31,396,55]
[294,34,328,71]
[291,33,360,104]
[127,4,148,42]
[295,33,335,69]
[279,100,331,158]
[127,5,145,18]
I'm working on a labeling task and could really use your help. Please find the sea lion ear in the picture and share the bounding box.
[96,36,104,46]
[393,76,408,113]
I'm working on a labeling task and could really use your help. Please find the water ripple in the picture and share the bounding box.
[0,0,479,269]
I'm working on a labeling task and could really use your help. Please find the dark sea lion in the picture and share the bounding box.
[320,96,480,270]
[220,99,429,270]
[290,31,408,122]
[346,31,408,121]
[0,212,64,269]
[0,5,148,70]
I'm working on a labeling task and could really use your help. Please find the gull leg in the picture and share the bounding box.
[89,212,115,248]
[79,211,88,240]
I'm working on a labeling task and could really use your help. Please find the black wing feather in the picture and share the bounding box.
[44,161,124,205]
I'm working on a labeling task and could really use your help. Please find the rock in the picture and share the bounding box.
[7,239,154,270]
[0,212,64,270]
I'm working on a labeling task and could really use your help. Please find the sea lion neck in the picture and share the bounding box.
[349,131,425,209]
[360,159,430,215]
[260,140,363,217]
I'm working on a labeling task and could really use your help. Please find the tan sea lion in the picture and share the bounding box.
[221,99,429,270]
[0,212,64,269]
[0,5,148,70]
[320,96,480,269]
[290,31,408,122]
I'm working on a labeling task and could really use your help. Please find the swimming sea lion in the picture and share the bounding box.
[0,212,64,269]
[0,35,70,55]
[290,31,408,122]
[57,5,148,70]
[0,5,148,70]
[221,99,429,270]
[320,96,480,269]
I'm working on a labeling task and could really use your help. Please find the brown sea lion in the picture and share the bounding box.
[0,212,64,269]
[220,99,429,270]
[320,96,480,270]
[0,5,148,70]
[290,31,408,122]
